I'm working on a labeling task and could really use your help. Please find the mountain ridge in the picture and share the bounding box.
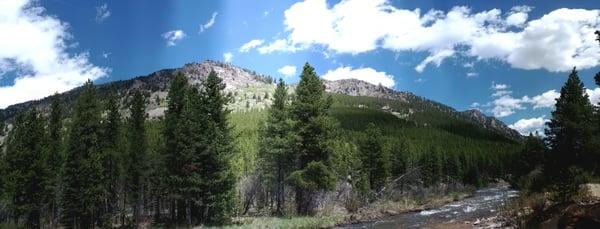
[0,60,521,140]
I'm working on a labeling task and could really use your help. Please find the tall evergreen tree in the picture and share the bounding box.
[164,72,189,224]
[258,79,295,215]
[545,68,595,199]
[360,123,390,191]
[127,90,148,227]
[46,94,63,227]
[195,70,236,224]
[5,109,47,228]
[61,80,104,228]
[289,63,336,215]
[100,93,123,224]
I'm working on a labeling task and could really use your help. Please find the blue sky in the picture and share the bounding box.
[1,0,600,135]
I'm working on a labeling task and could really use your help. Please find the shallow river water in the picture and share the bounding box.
[338,186,518,229]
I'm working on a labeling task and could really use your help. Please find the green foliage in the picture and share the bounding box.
[288,161,336,191]
[291,63,337,215]
[511,134,545,188]
[127,90,148,226]
[257,79,296,215]
[4,109,47,228]
[99,93,123,224]
[46,94,63,226]
[61,80,104,228]
[163,71,236,225]
[196,71,237,224]
[545,68,595,197]
[360,123,390,191]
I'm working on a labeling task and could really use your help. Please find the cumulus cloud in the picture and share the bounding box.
[0,0,108,108]
[162,30,186,46]
[277,65,297,77]
[586,87,600,105]
[509,116,549,136]
[261,0,600,72]
[95,3,110,23]
[530,89,560,109]
[223,52,233,62]
[322,66,395,88]
[490,94,528,117]
[199,12,218,32]
[239,39,264,53]
[466,72,478,78]
[483,81,598,117]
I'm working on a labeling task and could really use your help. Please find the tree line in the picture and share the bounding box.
[0,63,520,228]
[0,70,236,228]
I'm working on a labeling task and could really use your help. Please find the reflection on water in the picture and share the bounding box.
[338,186,518,229]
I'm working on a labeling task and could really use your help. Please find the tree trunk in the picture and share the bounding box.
[276,162,285,216]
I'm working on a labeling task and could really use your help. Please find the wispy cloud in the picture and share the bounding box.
[162,30,186,46]
[223,52,233,62]
[95,3,111,23]
[239,39,264,53]
[199,12,218,33]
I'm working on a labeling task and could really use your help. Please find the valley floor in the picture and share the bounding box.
[212,190,473,229]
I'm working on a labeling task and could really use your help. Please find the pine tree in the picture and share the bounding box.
[257,79,295,215]
[360,123,390,191]
[164,72,189,224]
[5,109,48,228]
[61,80,104,228]
[46,94,63,227]
[545,68,595,200]
[289,63,336,215]
[195,70,236,224]
[127,90,148,227]
[100,93,123,224]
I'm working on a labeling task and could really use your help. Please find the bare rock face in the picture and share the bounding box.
[461,109,522,140]
[178,60,272,91]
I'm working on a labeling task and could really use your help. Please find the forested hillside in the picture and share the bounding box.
[0,62,521,228]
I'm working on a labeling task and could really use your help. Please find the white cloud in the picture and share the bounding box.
[490,95,528,117]
[199,12,218,32]
[586,87,600,105]
[266,0,600,72]
[509,116,549,136]
[466,72,478,77]
[101,52,111,58]
[492,90,512,97]
[223,52,233,62]
[277,65,297,77]
[258,39,302,54]
[491,82,509,90]
[415,49,454,72]
[530,89,560,109]
[322,66,395,88]
[0,0,108,108]
[95,3,110,23]
[239,39,264,53]
[505,6,532,27]
[162,30,186,46]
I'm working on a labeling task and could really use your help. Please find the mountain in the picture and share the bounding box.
[0,60,521,140]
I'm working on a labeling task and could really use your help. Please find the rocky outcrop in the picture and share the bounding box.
[460,109,522,140]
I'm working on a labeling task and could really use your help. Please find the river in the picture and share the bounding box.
[338,186,519,229]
